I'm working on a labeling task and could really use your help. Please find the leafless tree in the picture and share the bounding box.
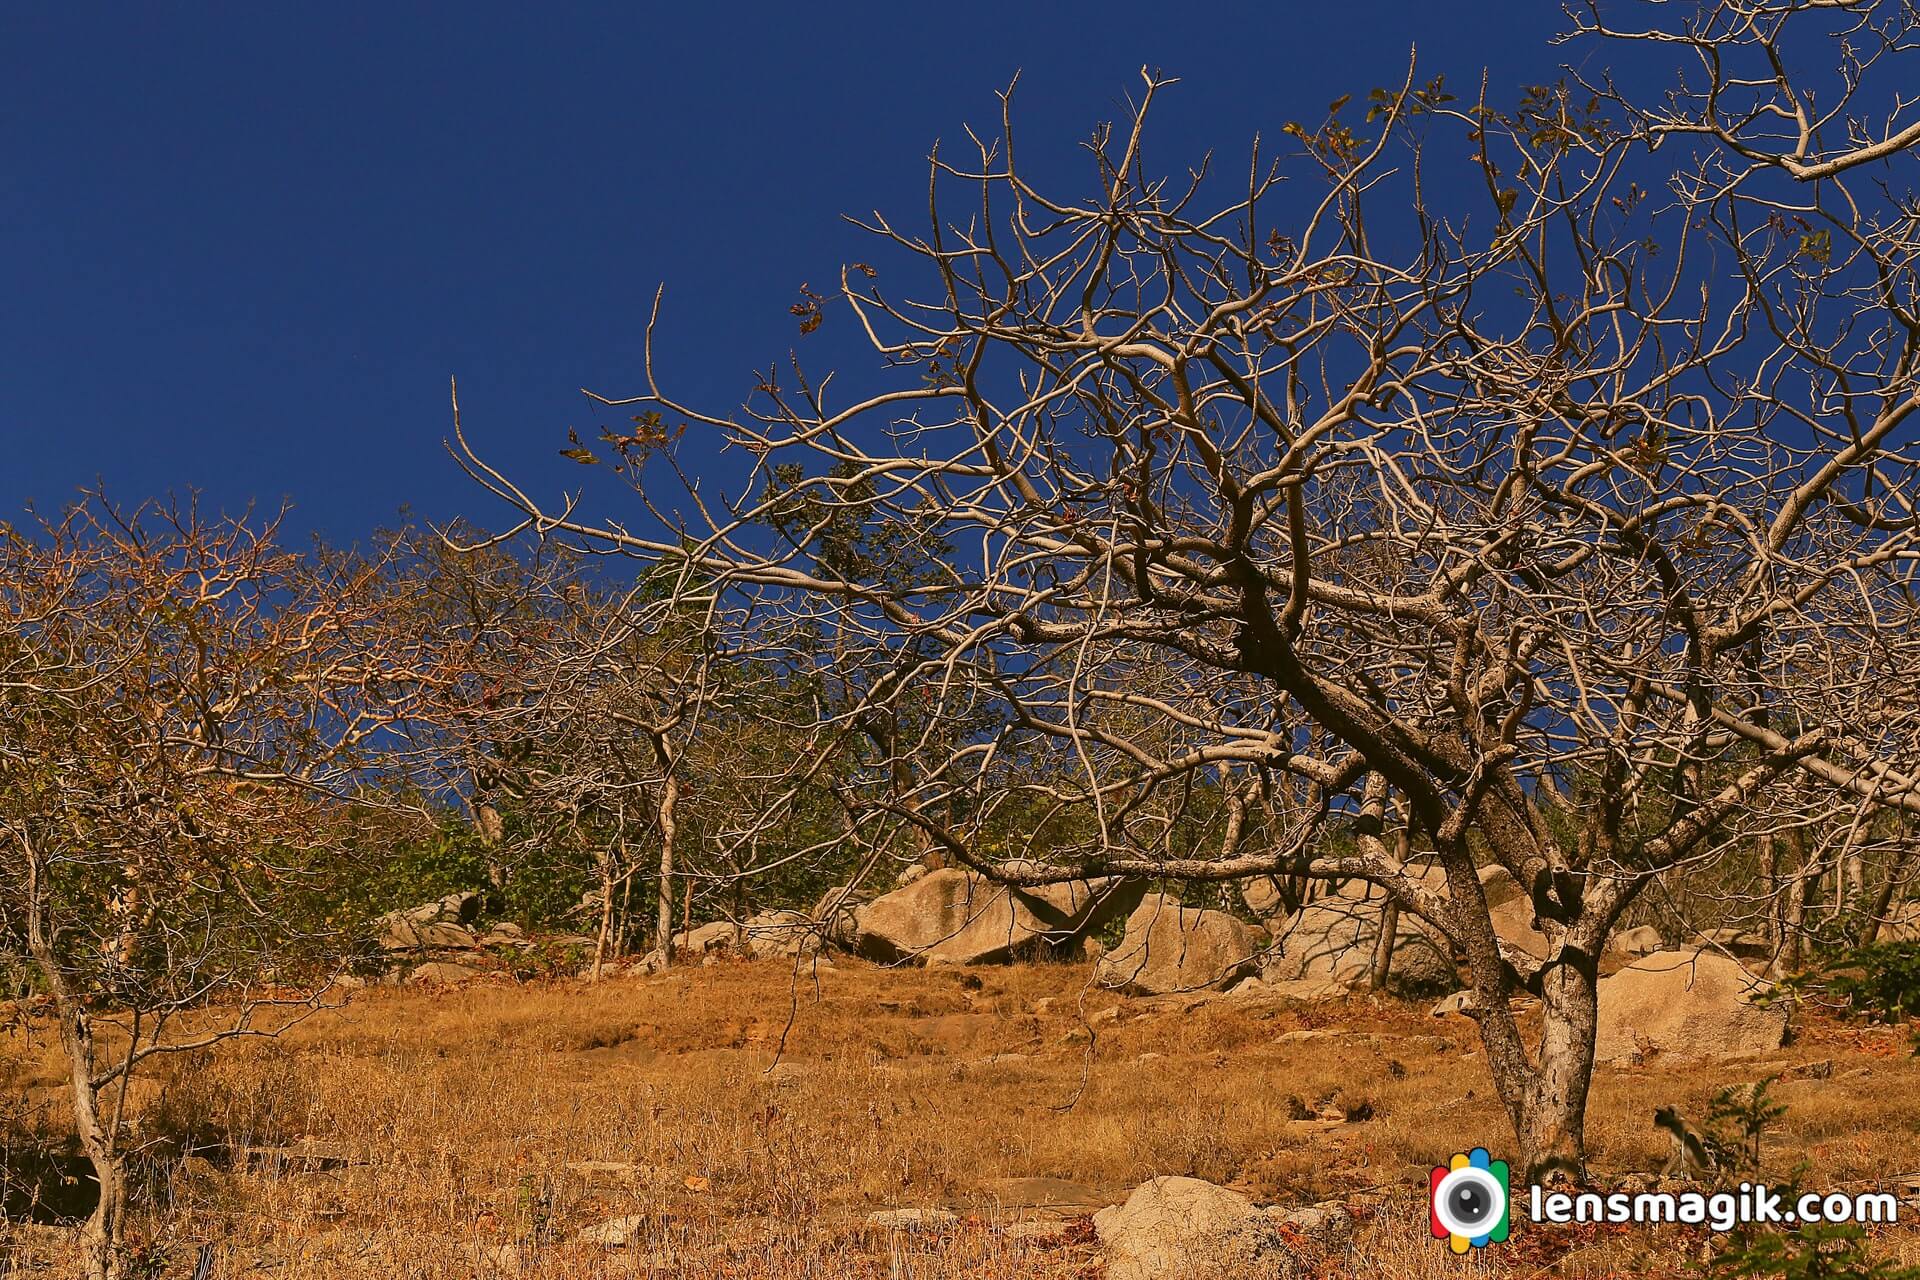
[458,1,1920,1180]
[0,497,426,1279]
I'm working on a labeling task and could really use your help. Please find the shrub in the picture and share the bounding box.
[1705,1221,1920,1280]
[1783,942,1920,1025]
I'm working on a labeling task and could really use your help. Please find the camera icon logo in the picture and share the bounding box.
[1429,1147,1510,1253]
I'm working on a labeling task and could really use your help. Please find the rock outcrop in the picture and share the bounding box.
[672,921,738,957]
[1594,950,1789,1064]
[1093,1177,1350,1280]
[810,886,864,948]
[1479,865,1551,963]
[852,868,1143,965]
[1610,924,1664,957]
[374,892,483,952]
[1096,894,1262,995]
[742,910,821,959]
[1264,897,1456,995]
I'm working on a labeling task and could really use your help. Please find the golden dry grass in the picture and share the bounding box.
[4,956,1919,1277]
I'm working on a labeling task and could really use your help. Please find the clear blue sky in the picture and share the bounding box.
[2,4,1590,541]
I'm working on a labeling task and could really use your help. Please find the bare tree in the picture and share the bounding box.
[459,1,1920,1180]
[0,497,424,1279]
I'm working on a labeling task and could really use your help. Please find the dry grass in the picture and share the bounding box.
[3,957,1918,1276]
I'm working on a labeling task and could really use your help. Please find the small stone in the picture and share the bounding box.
[866,1207,958,1230]
[761,1061,808,1085]
[573,1215,648,1248]
[408,961,482,984]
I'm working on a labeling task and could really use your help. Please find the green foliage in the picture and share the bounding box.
[1777,942,1920,1026]
[1702,1076,1787,1182]
[1705,1222,1920,1280]
[1694,1082,1917,1280]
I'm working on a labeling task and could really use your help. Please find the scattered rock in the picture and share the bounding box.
[760,1061,809,1086]
[1693,927,1772,959]
[1093,1177,1297,1280]
[408,961,483,984]
[1881,901,1920,942]
[810,886,864,947]
[1265,898,1456,995]
[865,1207,958,1230]
[1240,875,1289,920]
[1594,950,1789,1064]
[1255,977,1350,1002]
[672,921,738,957]
[853,868,1143,966]
[573,1215,648,1248]
[373,892,483,951]
[482,922,527,944]
[1096,894,1262,995]
[1431,990,1476,1018]
[1480,865,1551,962]
[743,910,821,959]
[1611,925,1664,957]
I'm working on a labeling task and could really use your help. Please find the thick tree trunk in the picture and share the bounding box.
[76,1111,126,1280]
[1509,956,1599,1185]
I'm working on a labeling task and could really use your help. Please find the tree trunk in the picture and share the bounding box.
[1369,826,1411,991]
[590,854,615,983]
[30,957,123,1278]
[1861,833,1915,946]
[655,772,679,964]
[25,853,124,1280]
[1369,900,1399,991]
[1509,955,1599,1185]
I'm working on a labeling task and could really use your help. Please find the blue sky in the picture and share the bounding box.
[2,4,1587,542]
